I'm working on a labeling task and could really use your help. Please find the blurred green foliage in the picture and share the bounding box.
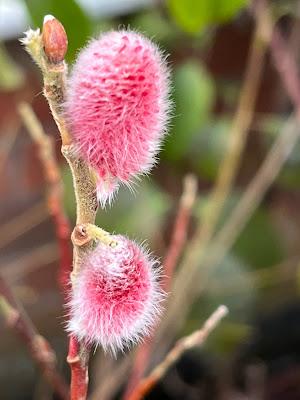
[233,209,284,269]
[198,191,284,269]
[0,43,25,91]
[164,60,215,161]
[131,10,177,44]
[167,0,248,33]
[191,119,231,180]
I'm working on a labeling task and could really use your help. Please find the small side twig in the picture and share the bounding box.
[0,275,69,400]
[18,102,72,293]
[205,116,299,274]
[123,174,197,399]
[1,243,58,282]
[128,305,228,400]
[0,123,19,173]
[0,201,48,250]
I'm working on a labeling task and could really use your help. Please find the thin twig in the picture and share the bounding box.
[123,174,197,399]
[0,275,69,399]
[204,116,299,275]
[67,336,90,400]
[163,174,198,289]
[153,7,269,356]
[0,201,48,250]
[0,123,19,173]
[207,257,299,295]
[253,0,300,115]
[18,102,72,293]
[1,242,58,282]
[128,305,228,400]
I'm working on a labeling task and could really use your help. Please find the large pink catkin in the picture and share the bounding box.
[67,235,163,353]
[65,30,171,206]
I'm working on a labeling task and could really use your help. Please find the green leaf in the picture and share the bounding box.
[164,60,215,161]
[25,0,91,62]
[167,0,248,34]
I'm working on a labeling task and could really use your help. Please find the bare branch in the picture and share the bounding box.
[128,306,228,400]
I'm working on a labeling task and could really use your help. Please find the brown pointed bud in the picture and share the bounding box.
[42,15,68,63]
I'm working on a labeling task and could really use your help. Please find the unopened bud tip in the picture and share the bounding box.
[43,15,55,24]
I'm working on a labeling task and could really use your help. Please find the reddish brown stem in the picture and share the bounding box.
[163,174,197,290]
[128,377,157,400]
[0,275,69,399]
[123,175,197,400]
[67,336,90,400]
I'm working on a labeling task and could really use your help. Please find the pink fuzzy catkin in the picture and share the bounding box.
[65,30,171,206]
[67,235,163,353]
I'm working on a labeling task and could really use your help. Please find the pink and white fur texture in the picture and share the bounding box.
[65,30,171,206]
[67,235,164,353]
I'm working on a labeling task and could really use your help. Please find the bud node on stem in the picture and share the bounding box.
[72,225,91,247]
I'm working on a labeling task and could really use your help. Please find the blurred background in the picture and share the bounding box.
[2,0,300,399]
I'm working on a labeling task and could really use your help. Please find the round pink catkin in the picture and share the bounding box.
[67,235,164,353]
[65,30,171,206]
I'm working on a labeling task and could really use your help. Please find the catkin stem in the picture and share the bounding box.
[22,21,98,400]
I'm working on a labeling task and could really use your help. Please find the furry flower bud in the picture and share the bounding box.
[67,235,163,353]
[65,30,171,206]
